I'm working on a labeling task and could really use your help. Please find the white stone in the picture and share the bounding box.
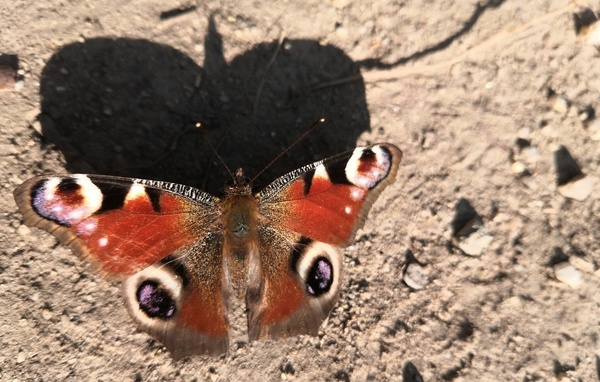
[522,147,540,164]
[585,22,600,48]
[458,228,494,256]
[554,262,583,288]
[587,119,600,141]
[511,161,527,175]
[42,309,53,320]
[516,127,531,140]
[540,125,559,138]
[16,225,31,237]
[557,175,595,201]
[403,263,428,290]
[31,120,43,135]
[492,212,511,223]
[551,95,569,114]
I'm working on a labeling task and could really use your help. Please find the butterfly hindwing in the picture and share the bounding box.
[249,143,402,338]
[122,246,229,358]
[246,229,343,340]
[13,175,230,356]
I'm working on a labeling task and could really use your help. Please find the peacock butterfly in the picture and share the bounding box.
[13,143,402,359]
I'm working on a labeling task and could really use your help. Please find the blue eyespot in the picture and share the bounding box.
[306,258,333,296]
[136,280,176,319]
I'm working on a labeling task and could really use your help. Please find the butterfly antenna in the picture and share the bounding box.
[250,118,326,183]
[195,123,236,181]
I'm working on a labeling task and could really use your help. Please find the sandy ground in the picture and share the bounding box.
[2,0,600,381]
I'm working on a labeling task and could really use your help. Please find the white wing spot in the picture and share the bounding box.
[351,188,365,201]
[85,221,96,232]
[314,164,330,181]
[98,237,108,247]
[72,175,103,213]
[126,183,147,203]
[344,206,352,214]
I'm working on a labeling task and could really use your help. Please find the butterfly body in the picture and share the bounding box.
[14,143,402,359]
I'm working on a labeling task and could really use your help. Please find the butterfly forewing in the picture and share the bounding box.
[13,175,219,278]
[258,143,402,245]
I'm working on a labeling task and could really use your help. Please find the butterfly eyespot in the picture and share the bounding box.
[345,145,394,190]
[306,257,333,296]
[123,263,184,330]
[29,175,103,226]
[136,280,176,319]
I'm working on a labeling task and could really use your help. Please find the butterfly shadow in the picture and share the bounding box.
[37,16,371,196]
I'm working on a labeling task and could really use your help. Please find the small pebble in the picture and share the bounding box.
[586,23,600,48]
[511,161,528,175]
[578,105,595,122]
[587,119,600,141]
[540,125,559,138]
[574,7,600,48]
[421,131,436,149]
[505,295,523,309]
[42,309,53,320]
[403,263,428,290]
[14,80,24,91]
[557,175,595,201]
[550,94,570,114]
[458,227,494,256]
[492,212,510,223]
[17,225,31,237]
[554,262,583,288]
[522,147,540,164]
[16,352,26,364]
[31,120,43,135]
[335,26,349,39]
[437,308,452,321]
[516,127,531,140]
